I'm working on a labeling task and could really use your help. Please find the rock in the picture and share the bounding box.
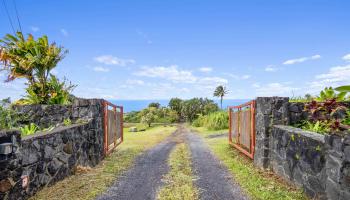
[0,178,14,193]
[129,127,138,132]
[63,142,73,154]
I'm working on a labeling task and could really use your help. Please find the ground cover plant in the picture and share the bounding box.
[191,126,307,200]
[30,124,177,200]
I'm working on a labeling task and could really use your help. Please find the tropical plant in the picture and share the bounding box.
[0,32,72,104]
[20,123,38,136]
[63,118,72,126]
[316,87,347,101]
[192,111,228,130]
[214,85,228,109]
[298,121,331,134]
[335,85,350,93]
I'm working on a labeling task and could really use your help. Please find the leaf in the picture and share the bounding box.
[335,85,350,92]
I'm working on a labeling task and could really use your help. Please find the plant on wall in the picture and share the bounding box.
[0,32,75,105]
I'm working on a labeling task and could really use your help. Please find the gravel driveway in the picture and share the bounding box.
[96,125,248,200]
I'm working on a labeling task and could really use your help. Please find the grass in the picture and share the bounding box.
[191,126,308,200]
[31,124,177,200]
[157,143,199,200]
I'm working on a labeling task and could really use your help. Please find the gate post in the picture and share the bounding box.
[253,97,289,169]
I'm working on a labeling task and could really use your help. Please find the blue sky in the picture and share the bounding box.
[1,0,350,100]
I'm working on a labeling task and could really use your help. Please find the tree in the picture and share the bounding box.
[168,98,183,118]
[0,32,69,104]
[140,107,158,127]
[181,98,202,122]
[148,102,161,109]
[213,85,228,109]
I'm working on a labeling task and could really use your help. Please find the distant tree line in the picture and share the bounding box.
[124,97,219,126]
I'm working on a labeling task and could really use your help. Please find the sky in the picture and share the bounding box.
[1,0,350,100]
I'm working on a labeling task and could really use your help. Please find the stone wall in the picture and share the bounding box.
[0,98,105,200]
[325,134,350,200]
[254,97,289,168]
[271,125,327,199]
[252,97,350,199]
[13,98,104,129]
[14,105,72,128]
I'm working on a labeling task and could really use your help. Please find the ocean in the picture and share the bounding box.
[109,99,250,112]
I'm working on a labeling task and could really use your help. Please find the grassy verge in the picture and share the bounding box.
[191,126,307,200]
[157,143,199,200]
[31,124,177,200]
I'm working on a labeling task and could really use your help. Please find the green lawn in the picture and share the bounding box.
[190,126,308,200]
[31,124,176,200]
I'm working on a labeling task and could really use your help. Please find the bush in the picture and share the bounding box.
[192,111,228,130]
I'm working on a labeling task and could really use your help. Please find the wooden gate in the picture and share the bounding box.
[228,100,256,159]
[103,100,123,155]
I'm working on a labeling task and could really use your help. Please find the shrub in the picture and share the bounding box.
[0,32,75,105]
[192,111,228,130]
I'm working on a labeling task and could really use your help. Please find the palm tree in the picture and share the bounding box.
[213,85,228,109]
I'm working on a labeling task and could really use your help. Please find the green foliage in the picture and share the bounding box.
[192,111,228,130]
[213,85,228,109]
[0,32,75,105]
[20,123,38,136]
[181,98,219,122]
[141,110,157,127]
[335,85,350,93]
[297,120,331,134]
[63,118,72,126]
[0,98,24,130]
[124,111,141,123]
[316,87,346,101]
[168,98,183,117]
[148,102,161,109]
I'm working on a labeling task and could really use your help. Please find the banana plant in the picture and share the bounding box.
[316,87,347,101]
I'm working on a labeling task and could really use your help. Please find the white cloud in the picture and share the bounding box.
[342,54,350,62]
[199,67,213,73]
[255,83,299,96]
[308,65,350,91]
[126,79,144,85]
[60,29,68,36]
[30,26,39,32]
[134,65,197,83]
[93,66,110,72]
[283,54,321,65]
[94,55,135,66]
[265,65,279,72]
[225,73,251,80]
[197,77,228,85]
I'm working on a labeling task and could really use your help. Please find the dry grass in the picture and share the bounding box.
[157,143,199,200]
[31,125,177,200]
[191,126,308,200]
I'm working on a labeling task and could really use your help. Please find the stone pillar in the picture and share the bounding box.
[325,134,350,200]
[254,97,289,168]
